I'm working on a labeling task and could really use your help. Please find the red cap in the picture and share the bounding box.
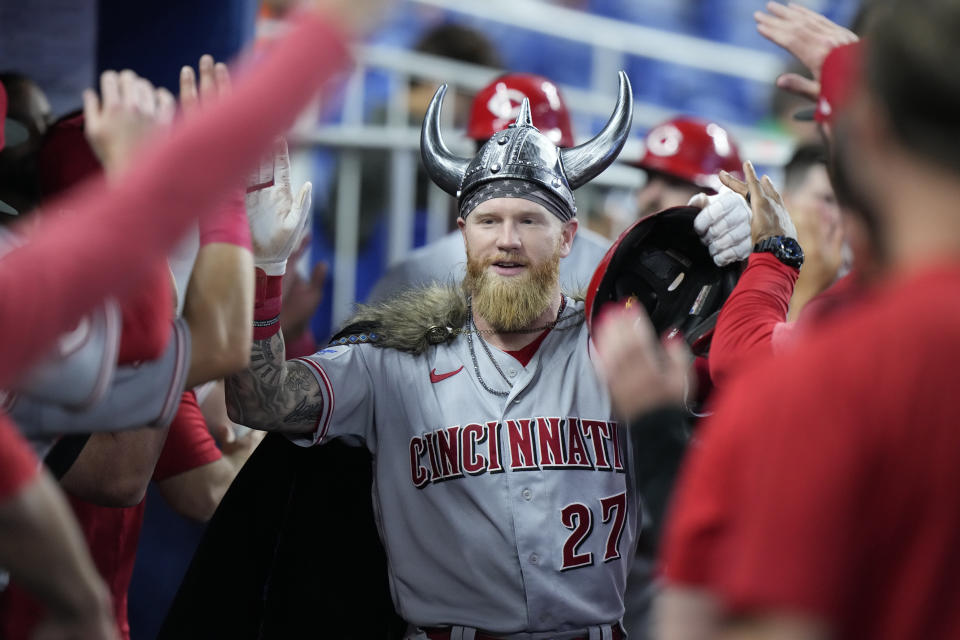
[36,113,102,199]
[467,73,575,147]
[634,116,743,193]
[793,41,863,124]
[815,41,862,123]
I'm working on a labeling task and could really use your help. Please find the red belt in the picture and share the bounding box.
[423,626,625,640]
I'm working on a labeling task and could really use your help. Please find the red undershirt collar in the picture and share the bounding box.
[505,328,551,367]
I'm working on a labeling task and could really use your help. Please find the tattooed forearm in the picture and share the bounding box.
[225,331,324,434]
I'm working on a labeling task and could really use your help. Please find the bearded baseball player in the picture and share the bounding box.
[367,72,612,304]
[227,72,641,639]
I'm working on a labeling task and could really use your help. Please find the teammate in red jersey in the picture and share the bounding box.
[0,3,385,637]
[653,2,960,638]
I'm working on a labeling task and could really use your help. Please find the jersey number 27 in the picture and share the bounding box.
[560,491,627,571]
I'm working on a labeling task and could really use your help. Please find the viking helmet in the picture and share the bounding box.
[421,71,634,218]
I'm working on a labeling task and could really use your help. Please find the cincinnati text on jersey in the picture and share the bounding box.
[410,417,623,488]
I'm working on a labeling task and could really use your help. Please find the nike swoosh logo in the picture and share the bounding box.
[430,366,464,383]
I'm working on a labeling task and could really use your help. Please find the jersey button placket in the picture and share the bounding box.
[521,488,532,501]
[508,369,532,406]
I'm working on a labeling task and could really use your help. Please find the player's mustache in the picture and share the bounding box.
[483,252,529,267]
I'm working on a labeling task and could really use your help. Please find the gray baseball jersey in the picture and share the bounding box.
[367,229,611,303]
[293,299,640,636]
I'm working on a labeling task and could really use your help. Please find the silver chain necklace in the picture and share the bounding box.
[466,297,567,397]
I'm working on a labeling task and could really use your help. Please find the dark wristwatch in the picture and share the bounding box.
[753,235,804,269]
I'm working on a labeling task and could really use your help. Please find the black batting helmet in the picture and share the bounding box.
[585,205,741,355]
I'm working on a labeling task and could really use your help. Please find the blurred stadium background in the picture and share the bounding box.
[0,1,858,637]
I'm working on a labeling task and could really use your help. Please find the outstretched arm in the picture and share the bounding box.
[0,8,355,391]
[708,163,799,388]
[225,331,324,434]
[226,127,324,435]
[180,57,255,388]
[754,2,858,101]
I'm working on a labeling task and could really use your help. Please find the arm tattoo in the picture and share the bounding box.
[225,331,324,434]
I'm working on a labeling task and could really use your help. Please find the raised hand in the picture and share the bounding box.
[720,161,797,246]
[178,54,231,115]
[82,70,175,176]
[245,138,313,276]
[688,187,753,267]
[755,2,858,101]
[593,303,691,421]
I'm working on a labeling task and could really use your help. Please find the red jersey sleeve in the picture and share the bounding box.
[0,414,40,500]
[152,391,222,482]
[708,253,798,388]
[117,263,172,364]
[199,189,251,249]
[0,11,351,390]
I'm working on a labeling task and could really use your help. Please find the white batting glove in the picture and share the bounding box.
[689,186,753,267]
[245,138,312,276]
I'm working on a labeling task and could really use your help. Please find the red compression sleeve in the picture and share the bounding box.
[199,189,252,249]
[708,253,799,388]
[117,263,172,364]
[0,12,350,389]
[254,269,283,340]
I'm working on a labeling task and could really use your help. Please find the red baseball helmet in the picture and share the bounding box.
[467,73,575,147]
[635,116,742,193]
[585,206,741,356]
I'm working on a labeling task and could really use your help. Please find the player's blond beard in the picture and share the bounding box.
[464,237,562,332]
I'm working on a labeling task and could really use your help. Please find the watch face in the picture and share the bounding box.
[755,236,803,267]
[781,237,804,266]
[782,237,802,257]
